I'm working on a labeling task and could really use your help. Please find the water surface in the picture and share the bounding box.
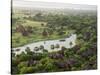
[12,34,77,54]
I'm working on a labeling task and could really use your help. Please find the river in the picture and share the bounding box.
[12,34,77,55]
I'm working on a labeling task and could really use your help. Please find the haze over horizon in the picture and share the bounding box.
[13,0,97,10]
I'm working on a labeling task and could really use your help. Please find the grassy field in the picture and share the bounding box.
[12,30,69,48]
[22,20,46,27]
[12,18,71,48]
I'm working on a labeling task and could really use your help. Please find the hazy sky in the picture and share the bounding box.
[13,0,97,10]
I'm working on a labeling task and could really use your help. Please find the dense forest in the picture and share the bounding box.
[11,7,97,74]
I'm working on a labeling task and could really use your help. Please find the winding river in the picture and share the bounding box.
[12,34,77,55]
